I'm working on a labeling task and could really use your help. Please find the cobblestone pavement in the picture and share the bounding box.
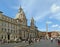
[26,39,60,47]
[0,39,60,47]
[0,42,28,47]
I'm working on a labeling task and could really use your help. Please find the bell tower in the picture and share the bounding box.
[30,17,35,28]
[15,6,27,26]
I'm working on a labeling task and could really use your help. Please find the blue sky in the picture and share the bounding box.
[0,0,60,32]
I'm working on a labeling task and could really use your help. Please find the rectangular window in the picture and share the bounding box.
[5,29,6,31]
[0,14,2,19]
[5,35,6,39]
[2,21,6,26]
[11,30,12,33]
[2,28,3,31]
[0,21,2,26]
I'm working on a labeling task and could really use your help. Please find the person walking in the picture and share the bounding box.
[28,39,32,45]
[58,38,60,45]
[51,38,53,43]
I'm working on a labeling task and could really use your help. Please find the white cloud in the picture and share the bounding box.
[51,24,59,28]
[50,24,60,31]
[50,4,60,13]
[34,11,50,21]
[9,0,60,22]
[46,21,52,24]
[49,4,60,21]
[10,0,51,22]
[58,26,60,29]
[49,13,60,20]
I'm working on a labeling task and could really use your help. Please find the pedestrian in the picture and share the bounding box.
[51,38,53,42]
[28,39,31,45]
[58,38,60,45]
[35,38,37,42]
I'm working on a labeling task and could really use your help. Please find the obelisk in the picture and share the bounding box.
[45,23,49,39]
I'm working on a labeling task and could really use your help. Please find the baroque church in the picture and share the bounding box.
[0,6,38,41]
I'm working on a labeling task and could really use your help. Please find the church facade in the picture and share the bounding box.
[0,7,38,41]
